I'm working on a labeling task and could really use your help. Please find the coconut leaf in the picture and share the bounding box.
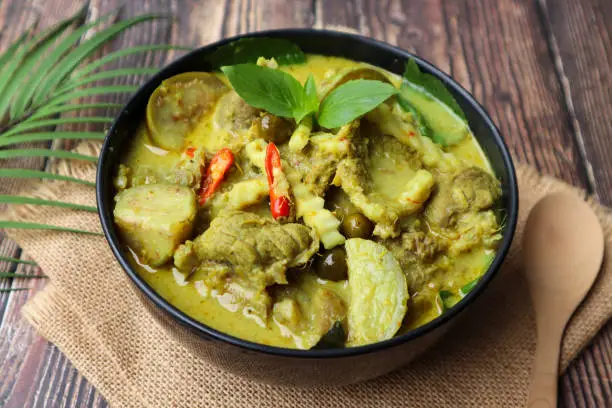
[0,169,95,186]
[0,25,35,70]
[0,24,40,113]
[0,12,185,247]
[0,149,98,162]
[0,195,97,212]
[0,221,102,236]
[32,14,162,107]
[0,131,105,147]
[0,256,37,266]
[2,9,87,119]
[72,44,191,79]
[2,117,113,138]
[42,85,138,108]
[0,273,46,279]
[54,67,159,95]
[30,103,122,120]
[9,11,113,119]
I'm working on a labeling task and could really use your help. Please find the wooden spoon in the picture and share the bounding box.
[523,192,604,407]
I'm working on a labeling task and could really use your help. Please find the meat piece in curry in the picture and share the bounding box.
[113,54,502,349]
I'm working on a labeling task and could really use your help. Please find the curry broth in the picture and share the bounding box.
[118,55,498,349]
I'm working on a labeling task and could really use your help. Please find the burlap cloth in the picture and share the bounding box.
[3,142,612,407]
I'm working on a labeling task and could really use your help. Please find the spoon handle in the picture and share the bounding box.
[527,323,563,408]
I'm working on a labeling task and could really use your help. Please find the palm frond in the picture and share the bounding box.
[55,67,159,95]
[0,131,105,147]
[0,11,186,268]
[0,149,98,162]
[71,44,191,79]
[0,221,102,236]
[0,23,40,122]
[0,288,30,293]
[7,9,108,120]
[41,85,139,108]
[0,195,97,212]
[0,169,95,186]
[0,273,46,279]
[31,14,162,108]
[2,117,113,138]
[0,23,37,70]
[1,9,87,120]
[29,103,122,120]
[0,256,37,265]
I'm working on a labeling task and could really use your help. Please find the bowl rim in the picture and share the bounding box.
[97,28,519,359]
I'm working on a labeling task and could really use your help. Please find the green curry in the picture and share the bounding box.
[113,53,501,349]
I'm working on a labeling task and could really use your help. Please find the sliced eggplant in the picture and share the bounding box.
[146,72,229,151]
[345,238,408,346]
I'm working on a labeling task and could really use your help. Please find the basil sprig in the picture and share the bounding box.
[221,64,397,128]
[221,64,310,120]
[317,79,397,128]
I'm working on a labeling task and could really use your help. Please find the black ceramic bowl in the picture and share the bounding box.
[97,29,518,387]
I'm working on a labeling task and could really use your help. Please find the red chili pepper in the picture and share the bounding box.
[185,146,196,158]
[403,196,423,205]
[265,142,293,221]
[198,148,234,205]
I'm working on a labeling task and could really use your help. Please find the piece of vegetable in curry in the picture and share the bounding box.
[113,51,502,349]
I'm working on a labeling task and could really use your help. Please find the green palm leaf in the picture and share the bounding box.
[54,67,159,95]
[0,132,105,147]
[8,11,115,118]
[0,195,97,212]
[7,11,108,120]
[2,9,87,119]
[31,14,162,108]
[2,117,113,138]
[0,273,46,279]
[0,12,186,290]
[0,24,36,70]
[29,103,122,120]
[71,44,191,79]
[0,149,98,162]
[0,24,40,117]
[0,221,102,236]
[0,256,37,265]
[0,288,30,293]
[42,85,139,108]
[0,169,95,186]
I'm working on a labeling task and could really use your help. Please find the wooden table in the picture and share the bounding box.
[1,0,611,406]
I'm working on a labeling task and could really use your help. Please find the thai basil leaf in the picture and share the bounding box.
[208,38,306,69]
[402,59,466,121]
[294,74,319,123]
[221,64,306,119]
[304,74,319,112]
[317,79,397,129]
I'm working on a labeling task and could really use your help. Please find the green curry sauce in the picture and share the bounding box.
[114,55,501,349]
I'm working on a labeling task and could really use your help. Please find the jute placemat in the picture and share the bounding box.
[3,142,612,407]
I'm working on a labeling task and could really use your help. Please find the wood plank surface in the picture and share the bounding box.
[536,0,612,405]
[537,0,612,205]
[0,0,611,406]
